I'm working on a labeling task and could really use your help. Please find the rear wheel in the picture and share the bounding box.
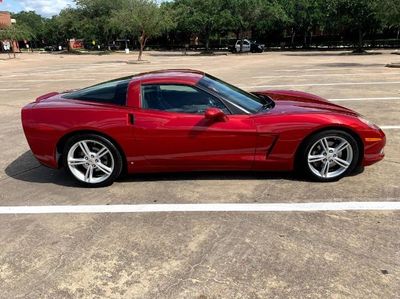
[63,134,123,187]
[299,130,359,182]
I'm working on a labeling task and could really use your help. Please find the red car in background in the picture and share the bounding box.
[21,70,385,187]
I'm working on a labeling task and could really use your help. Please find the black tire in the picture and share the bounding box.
[62,133,123,187]
[298,130,360,182]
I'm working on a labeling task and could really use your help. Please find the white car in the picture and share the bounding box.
[232,39,264,53]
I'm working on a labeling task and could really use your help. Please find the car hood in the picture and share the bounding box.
[254,90,359,116]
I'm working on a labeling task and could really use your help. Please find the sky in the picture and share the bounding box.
[1,0,167,17]
[0,0,75,17]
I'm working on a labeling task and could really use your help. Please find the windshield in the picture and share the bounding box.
[198,74,263,113]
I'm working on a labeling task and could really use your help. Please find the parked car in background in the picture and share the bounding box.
[250,41,265,53]
[230,39,265,53]
[44,45,63,52]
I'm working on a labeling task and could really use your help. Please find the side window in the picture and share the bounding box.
[62,78,130,106]
[141,84,229,114]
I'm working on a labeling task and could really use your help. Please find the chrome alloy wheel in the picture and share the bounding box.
[67,140,114,184]
[307,136,353,179]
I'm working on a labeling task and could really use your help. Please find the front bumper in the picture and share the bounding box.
[362,129,386,166]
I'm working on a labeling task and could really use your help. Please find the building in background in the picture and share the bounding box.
[0,10,11,28]
[69,38,84,50]
[0,10,20,53]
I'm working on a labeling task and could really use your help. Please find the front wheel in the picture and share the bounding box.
[63,134,123,187]
[299,130,360,182]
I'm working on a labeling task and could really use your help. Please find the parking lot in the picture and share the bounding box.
[0,50,399,298]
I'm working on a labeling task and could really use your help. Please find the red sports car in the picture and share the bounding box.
[21,69,385,187]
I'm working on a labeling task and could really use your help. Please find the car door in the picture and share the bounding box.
[235,40,240,52]
[235,40,251,53]
[132,83,257,171]
[242,40,251,52]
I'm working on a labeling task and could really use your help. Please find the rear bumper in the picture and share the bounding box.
[21,104,59,169]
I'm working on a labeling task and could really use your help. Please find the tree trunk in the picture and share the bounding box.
[12,40,16,58]
[310,31,314,48]
[138,32,148,61]
[67,39,72,52]
[356,29,364,53]
[205,32,210,52]
[302,29,307,48]
[290,28,296,49]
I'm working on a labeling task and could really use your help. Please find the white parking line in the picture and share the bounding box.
[380,126,400,129]
[4,71,134,78]
[2,65,193,78]
[329,97,400,101]
[39,78,97,82]
[277,67,383,72]
[252,73,400,79]
[0,88,29,91]
[241,81,400,88]
[0,202,399,214]
[0,79,96,82]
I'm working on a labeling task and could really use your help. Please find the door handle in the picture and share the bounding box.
[128,113,134,125]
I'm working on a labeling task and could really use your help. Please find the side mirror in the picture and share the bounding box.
[204,108,227,121]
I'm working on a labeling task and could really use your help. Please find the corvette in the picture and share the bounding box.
[21,69,385,187]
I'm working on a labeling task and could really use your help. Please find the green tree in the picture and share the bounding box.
[111,0,174,60]
[255,0,289,31]
[172,0,228,51]
[225,0,288,51]
[42,16,64,46]
[377,0,400,39]
[74,0,125,47]
[254,0,289,46]
[56,7,86,51]
[328,0,381,52]
[0,24,34,57]
[225,0,262,52]
[280,0,324,48]
[11,11,45,48]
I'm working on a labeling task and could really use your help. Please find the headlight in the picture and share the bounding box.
[358,116,378,129]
